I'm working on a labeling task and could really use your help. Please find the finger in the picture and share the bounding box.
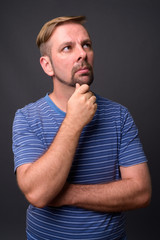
[90,95,97,103]
[94,103,98,111]
[84,91,94,100]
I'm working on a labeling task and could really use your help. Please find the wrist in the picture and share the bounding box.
[63,115,84,133]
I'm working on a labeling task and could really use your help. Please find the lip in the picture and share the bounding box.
[76,67,90,74]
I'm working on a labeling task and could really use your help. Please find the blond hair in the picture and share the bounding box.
[36,16,86,56]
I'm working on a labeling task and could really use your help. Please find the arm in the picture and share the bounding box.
[16,84,97,208]
[49,162,151,212]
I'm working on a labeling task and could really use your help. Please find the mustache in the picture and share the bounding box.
[72,61,93,75]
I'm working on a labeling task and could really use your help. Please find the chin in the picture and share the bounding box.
[76,75,94,86]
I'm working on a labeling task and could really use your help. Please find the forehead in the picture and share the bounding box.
[49,22,90,45]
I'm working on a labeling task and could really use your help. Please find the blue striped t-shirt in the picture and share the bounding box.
[12,94,147,240]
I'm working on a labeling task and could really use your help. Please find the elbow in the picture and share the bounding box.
[25,192,50,208]
[138,185,152,208]
[21,183,60,208]
[142,189,152,208]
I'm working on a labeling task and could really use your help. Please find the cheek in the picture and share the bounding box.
[53,59,67,71]
[57,56,73,68]
[53,60,73,78]
[88,52,94,65]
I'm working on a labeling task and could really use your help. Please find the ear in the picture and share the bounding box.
[40,56,54,77]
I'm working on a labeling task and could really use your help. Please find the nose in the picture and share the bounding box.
[77,46,87,62]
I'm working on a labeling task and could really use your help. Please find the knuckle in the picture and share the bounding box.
[80,95,86,103]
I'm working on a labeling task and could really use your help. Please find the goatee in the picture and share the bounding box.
[54,61,94,87]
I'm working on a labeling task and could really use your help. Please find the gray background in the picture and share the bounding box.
[1,0,160,239]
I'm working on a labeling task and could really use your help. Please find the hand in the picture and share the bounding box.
[65,84,97,130]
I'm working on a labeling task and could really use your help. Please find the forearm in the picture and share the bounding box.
[50,164,151,212]
[17,117,82,208]
[66,180,150,212]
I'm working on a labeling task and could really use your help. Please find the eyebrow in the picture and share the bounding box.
[59,41,73,49]
[81,39,92,45]
[57,41,73,52]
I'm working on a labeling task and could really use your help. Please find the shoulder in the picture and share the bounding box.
[96,95,122,108]
[16,96,47,116]
[96,95,129,117]
[95,95,136,131]
[13,96,48,128]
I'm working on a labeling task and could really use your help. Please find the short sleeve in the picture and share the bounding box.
[119,108,147,167]
[12,109,46,172]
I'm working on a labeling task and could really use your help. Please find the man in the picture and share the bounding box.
[12,16,151,240]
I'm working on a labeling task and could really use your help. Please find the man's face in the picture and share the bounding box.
[48,22,94,87]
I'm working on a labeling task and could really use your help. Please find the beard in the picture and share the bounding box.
[51,60,94,87]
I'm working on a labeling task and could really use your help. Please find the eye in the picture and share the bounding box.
[62,46,71,52]
[83,42,92,50]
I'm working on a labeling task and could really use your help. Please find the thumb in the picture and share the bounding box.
[75,83,80,89]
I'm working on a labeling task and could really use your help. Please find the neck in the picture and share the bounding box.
[49,80,75,112]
